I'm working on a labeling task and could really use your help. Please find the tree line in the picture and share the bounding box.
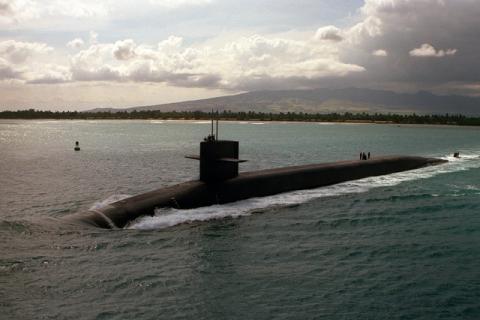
[1,109,480,126]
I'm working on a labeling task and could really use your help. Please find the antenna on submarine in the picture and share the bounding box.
[209,108,220,141]
[216,110,219,140]
[211,108,214,138]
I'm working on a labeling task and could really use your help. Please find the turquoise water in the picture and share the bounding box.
[1,120,480,319]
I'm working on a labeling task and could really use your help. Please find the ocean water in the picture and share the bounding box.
[1,119,480,319]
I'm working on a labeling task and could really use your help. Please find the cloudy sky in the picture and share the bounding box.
[0,0,479,110]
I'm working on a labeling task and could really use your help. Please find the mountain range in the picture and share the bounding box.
[87,88,480,115]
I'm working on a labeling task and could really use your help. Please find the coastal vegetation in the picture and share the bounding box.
[1,109,480,126]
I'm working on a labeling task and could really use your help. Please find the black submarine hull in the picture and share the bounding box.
[66,156,447,229]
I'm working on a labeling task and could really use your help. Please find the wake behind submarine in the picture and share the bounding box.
[66,120,447,229]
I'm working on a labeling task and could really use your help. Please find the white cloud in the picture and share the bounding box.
[45,0,108,18]
[113,39,136,60]
[0,57,20,80]
[148,0,212,8]
[409,43,457,58]
[314,25,344,42]
[0,1,12,15]
[347,15,383,43]
[69,42,118,81]
[62,34,364,90]
[0,40,71,84]
[89,31,98,45]
[218,35,362,88]
[158,36,183,51]
[26,64,71,84]
[0,0,108,25]
[0,0,215,29]
[0,40,53,64]
[372,49,387,56]
[67,38,85,49]
[71,65,121,82]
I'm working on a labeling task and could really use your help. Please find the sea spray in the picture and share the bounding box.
[89,194,132,211]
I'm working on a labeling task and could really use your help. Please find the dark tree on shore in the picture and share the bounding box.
[0,109,478,126]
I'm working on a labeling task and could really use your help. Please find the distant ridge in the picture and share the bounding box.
[87,88,480,115]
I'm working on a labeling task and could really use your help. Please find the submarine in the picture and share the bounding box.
[66,119,447,229]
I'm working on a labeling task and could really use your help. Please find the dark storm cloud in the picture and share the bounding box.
[342,0,480,93]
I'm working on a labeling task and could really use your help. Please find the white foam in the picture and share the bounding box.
[89,194,131,210]
[127,152,480,230]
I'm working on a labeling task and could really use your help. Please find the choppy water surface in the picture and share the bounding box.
[1,120,480,319]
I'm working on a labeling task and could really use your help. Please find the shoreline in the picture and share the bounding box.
[2,118,480,128]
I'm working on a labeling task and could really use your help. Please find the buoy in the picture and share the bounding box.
[74,141,81,151]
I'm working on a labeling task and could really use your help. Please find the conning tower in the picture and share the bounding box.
[186,114,246,183]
